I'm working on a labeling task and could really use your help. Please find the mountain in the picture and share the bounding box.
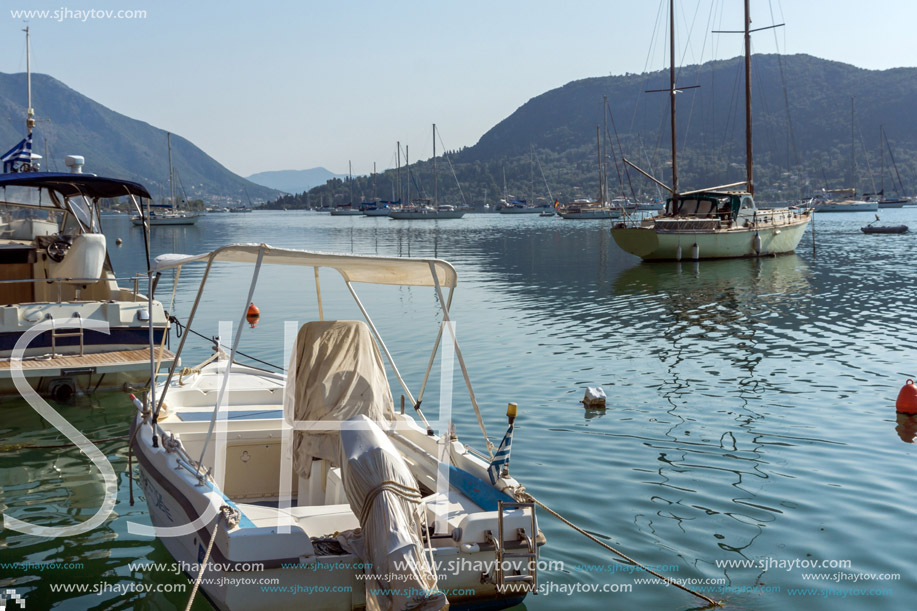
[268,54,917,208]
[246,168,345,194]
[0,71,279,202]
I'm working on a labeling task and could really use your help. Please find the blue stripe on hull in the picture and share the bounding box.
[0,327,165,352]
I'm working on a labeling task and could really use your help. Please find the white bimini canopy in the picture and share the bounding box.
[152,243,458,288]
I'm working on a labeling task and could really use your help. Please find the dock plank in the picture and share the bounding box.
[0,347,173,370]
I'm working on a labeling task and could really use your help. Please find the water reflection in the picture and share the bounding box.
[895,413,917,443]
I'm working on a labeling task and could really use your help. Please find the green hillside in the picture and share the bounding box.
[270,54,917,208]
[0,72,278,202]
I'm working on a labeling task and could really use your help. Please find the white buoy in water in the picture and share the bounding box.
[582,387,606,409]
[753,232,761,255]
[692,243,699,260]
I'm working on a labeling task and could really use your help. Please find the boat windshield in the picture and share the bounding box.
[666,195,729,217]
[0,201,67,241]
[0,184,96,231]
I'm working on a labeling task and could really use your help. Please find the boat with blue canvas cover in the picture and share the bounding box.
[0,171,172,398]
[131,243,543,610]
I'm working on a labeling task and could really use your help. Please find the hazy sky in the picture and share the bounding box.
[2,0,916,178]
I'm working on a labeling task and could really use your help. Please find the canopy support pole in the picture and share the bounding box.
[428,262,493,456]
[195,248,265,477]
[314,267,324,320]
[154,257,214,420]
[417,286,455,404]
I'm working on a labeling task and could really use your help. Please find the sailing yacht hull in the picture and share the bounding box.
[812,201,878,212]
[558,209,622,220]
[611,218,810,261]
[388,210,465,219]
[131,215,201,225]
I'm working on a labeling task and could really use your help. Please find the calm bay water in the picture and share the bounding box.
[2,210,916,610]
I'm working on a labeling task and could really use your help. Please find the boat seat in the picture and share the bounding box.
[235,502,360,537]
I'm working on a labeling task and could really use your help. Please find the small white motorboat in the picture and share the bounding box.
[131,244,542,610]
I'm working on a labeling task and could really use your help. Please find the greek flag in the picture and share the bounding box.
[2,134,32,173]
[487,422,514,484]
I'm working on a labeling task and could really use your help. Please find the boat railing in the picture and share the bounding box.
[0,275,144,302]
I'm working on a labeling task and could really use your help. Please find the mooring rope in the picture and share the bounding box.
[184,506,240,611]
[519,491,720,607]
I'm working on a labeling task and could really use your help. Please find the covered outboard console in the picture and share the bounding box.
[338,415,446,611]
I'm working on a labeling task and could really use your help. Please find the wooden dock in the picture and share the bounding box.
[0,347,174,380]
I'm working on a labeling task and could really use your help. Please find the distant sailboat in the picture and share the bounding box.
[388,125,465,220]
[131,133,201,225]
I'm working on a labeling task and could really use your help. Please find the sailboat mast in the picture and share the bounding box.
[530,144,534,207]
[880,126,886,194]
[349,160,353,205]
[397,141,401,203]
[24,27,34,134]
[669,0,678,200]
[596,126,602,202]
[744,0,754,195]
[502,164,506,205]
[406,146,410,203]
[433,124,437,206]
[373,162,377,201]
[167,133,175,207]
[602,96,608,203]
[850,98,856,192]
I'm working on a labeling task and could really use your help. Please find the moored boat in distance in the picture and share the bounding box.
[130,133,201,226]
[388,200,465,219]
[557,199,622,219]
[610,0,811,261]
[329,203,362,216]
[811,189,878,212]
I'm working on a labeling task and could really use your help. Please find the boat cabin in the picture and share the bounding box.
[664,191,756,222]
[0,173,147,304]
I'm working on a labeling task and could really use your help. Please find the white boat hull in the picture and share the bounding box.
[131,214,201,225]
[611,214,811,260]
[558,209,622,219]
[813,201,878,212]
[133,362,536,611]
[498,208,543,214]
[388,210,465,219]
[0,298,171,397]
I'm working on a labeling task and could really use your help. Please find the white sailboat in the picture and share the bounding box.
[389,125,465,220]
[610,0,811,260]
[131,244,542,610]
[130,133,201,226]
[559,123,623,220]
[331,161,363,216]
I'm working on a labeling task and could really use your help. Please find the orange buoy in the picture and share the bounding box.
[896,379,917,414]
[246,303,261,328]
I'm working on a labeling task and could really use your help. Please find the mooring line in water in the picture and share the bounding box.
[0,435,127,451]
[520,492,720,607]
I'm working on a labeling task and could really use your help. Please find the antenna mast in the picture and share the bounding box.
[25,27,35,134]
